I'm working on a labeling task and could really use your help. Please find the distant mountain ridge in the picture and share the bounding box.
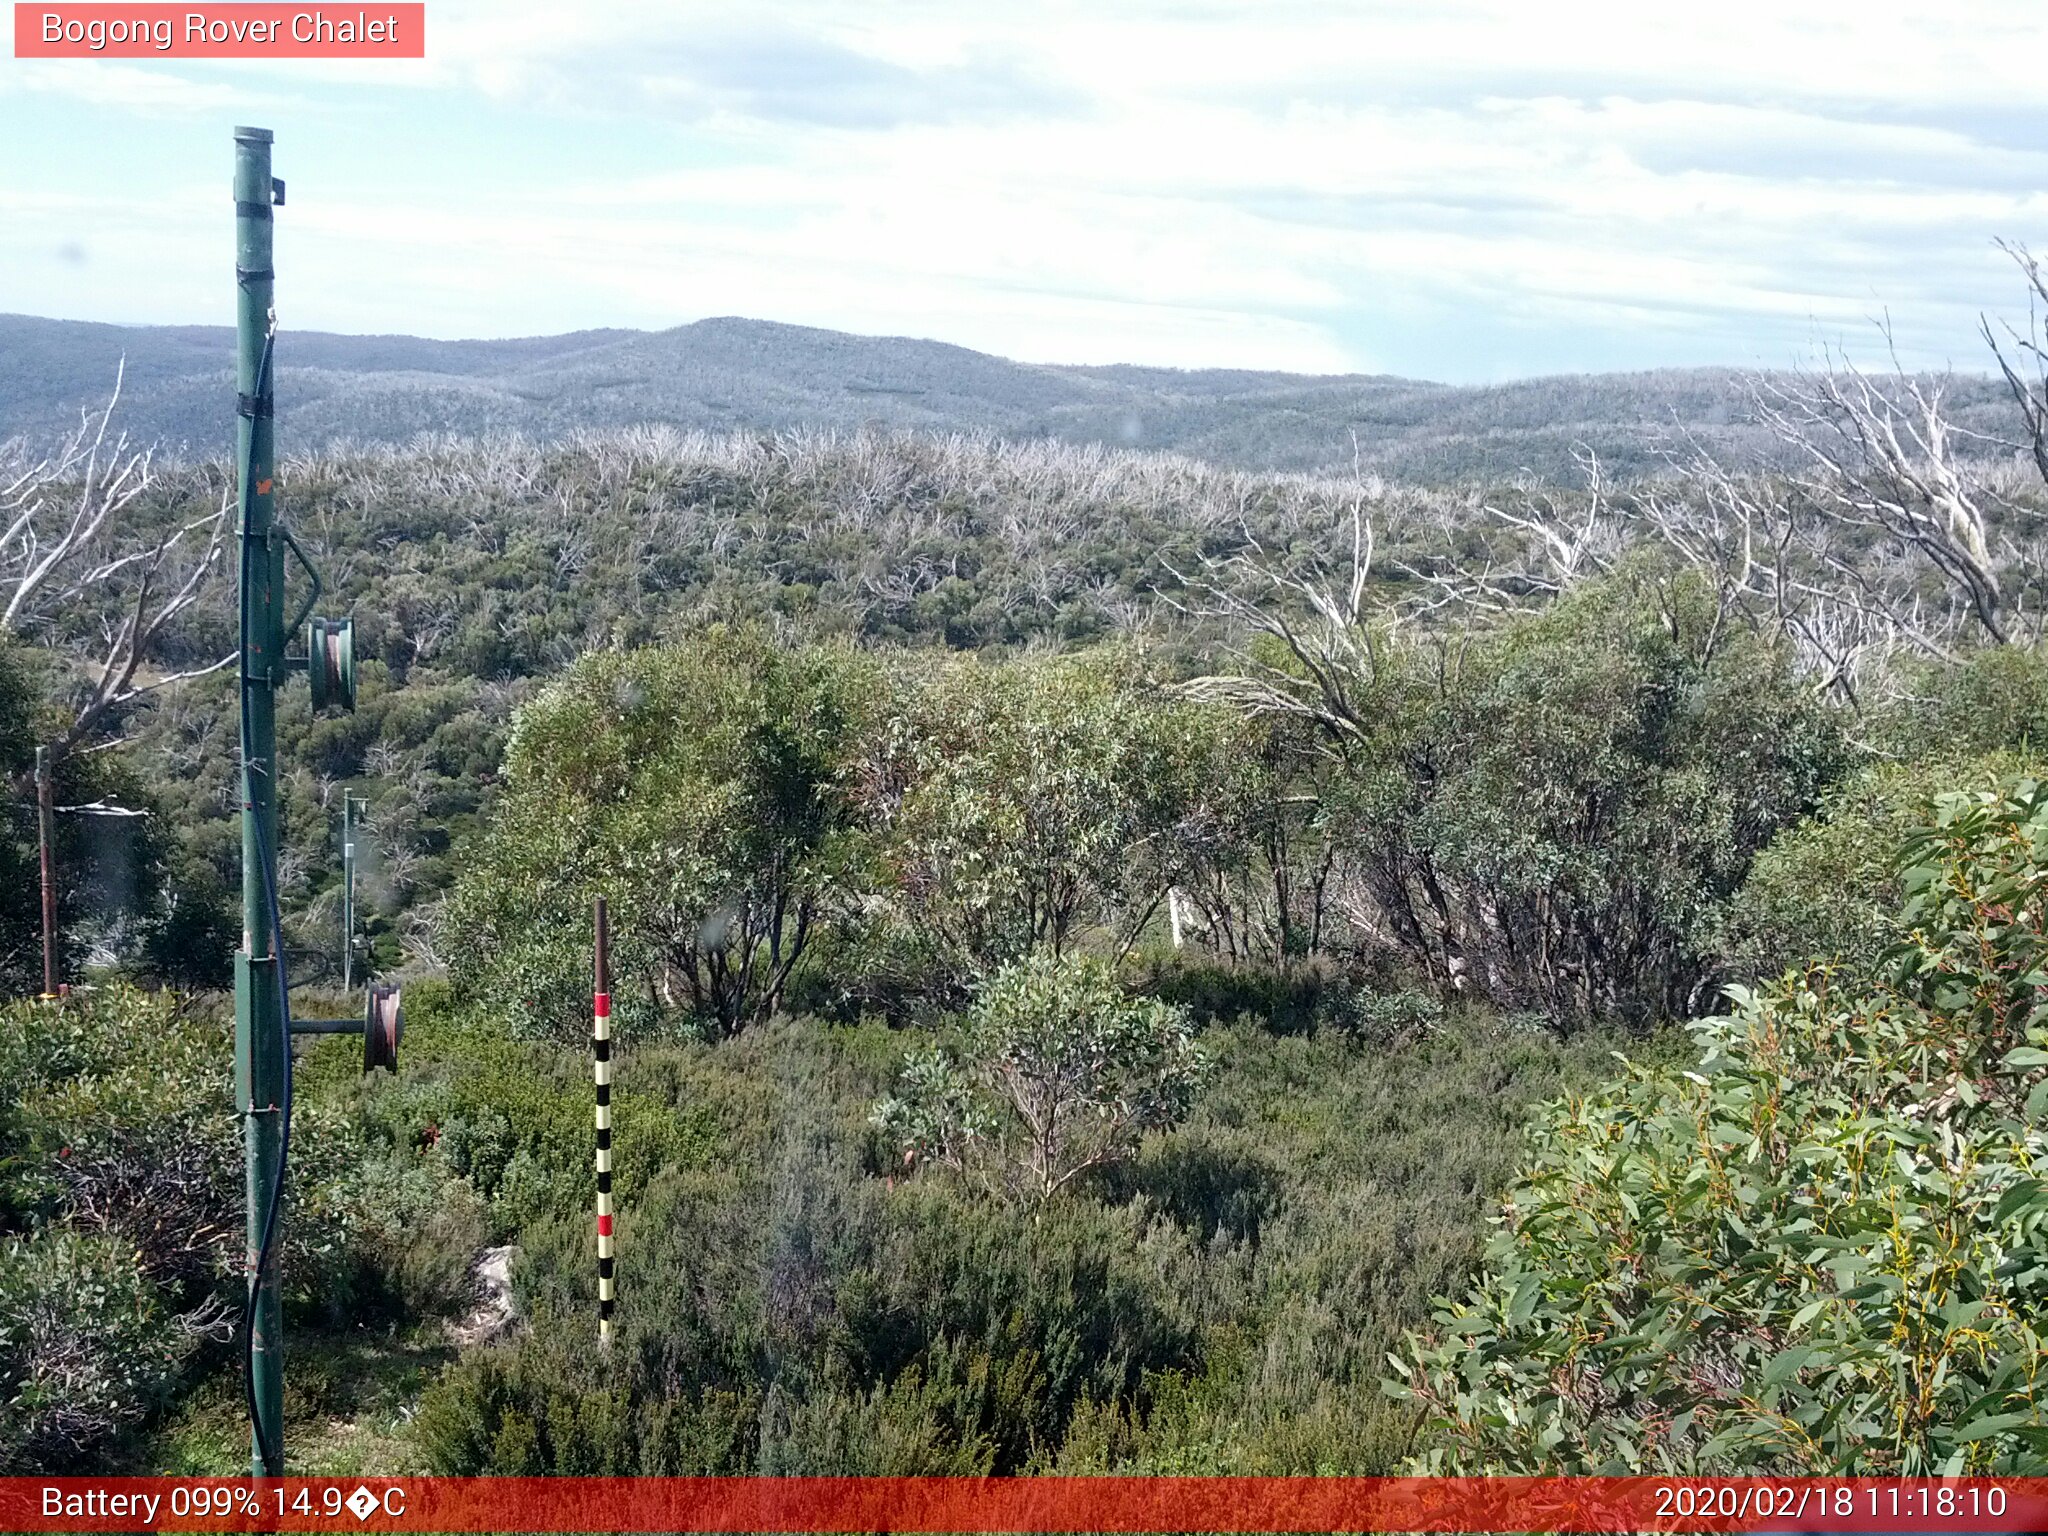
[0,312,2016,482]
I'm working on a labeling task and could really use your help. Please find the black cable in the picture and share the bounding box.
[234,320,294,1477]
[242,780,294,1474]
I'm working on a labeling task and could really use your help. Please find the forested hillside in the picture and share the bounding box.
[2,311,2022,481]
[5,280,2048,1477]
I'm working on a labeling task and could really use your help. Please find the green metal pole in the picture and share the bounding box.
[232,124,286,1479]
[36,744,57,999]
[341,793,363,991]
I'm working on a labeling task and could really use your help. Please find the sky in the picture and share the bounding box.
[3,0,2046,382]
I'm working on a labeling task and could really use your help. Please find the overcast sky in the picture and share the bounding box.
[3,0,2046,380]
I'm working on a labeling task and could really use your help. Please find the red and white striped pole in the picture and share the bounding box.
[593,896,614,1349]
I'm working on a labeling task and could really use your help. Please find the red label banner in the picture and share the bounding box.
[13,4,425,58]
[4,1477,2048,1533]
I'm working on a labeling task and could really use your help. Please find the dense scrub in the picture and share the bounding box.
[1287,565,1850,1022]
[1399,778,2048,1472]
[78,429,1454,988]
[0,987,479,1470]
[409,998,1618,1475]
[447,575,1850,1044]
[10,406,2048,1477]
[24,420,2030,1008]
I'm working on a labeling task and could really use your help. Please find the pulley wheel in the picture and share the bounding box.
[363,981,402,1073]
[309,615,356,713]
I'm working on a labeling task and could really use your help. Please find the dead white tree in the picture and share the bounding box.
[0,364,233,988]
[1425,305,2047,709]
[1481,445,1621,595]
[1632,440,1915,706]
[1752,338,2039,652]
[1985,240,2048,490]
[1168,495,1385,756]
[2,365,236,736]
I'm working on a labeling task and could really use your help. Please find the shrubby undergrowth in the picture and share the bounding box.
[0,986,479,1469]
[413,1004,1616,1475]
[15,409,2048,1477]
[874,954,1210,1200]
[1399,779,2048,1473]
[449,574,1854,1044]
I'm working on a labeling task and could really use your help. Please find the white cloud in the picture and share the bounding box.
[5,0,2046,378]
[2,59,268,112]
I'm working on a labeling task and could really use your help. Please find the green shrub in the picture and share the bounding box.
[414,1016,1213,1475]
[1333,987,1447,1046]
[1141,959,1357,1036]
[1720,753,2036,985]
[411,1330,650,1475]
[862,649,1229,988]
[1396,777,2048,1473]
[416,1168,1209,1475]
[0,989,240,1297]
[0,1229,198,1472]
[1879,645,2048,759]
[1210,562,1849,1025]
[0,987,408,1321]
[874,954,1210,1199]
[1348,565,1850,1025]
[324,1150,490,1319]
[0,980,492,1472]
[319,996,716,1247]
[417,1009,1613,1477]
[444,628,881,1041]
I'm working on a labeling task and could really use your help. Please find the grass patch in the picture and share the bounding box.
[118,1325,454,1476]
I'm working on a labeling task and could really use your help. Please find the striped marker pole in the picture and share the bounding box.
[593,896,614,1349]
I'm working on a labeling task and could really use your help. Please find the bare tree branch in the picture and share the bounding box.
[1,368,235,801]
[1165,495,1385,754]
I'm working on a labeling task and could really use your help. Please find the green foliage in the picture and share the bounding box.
[1338,987,1451,1046]
[875,954,1210,1199]
[445,629,879,1040]
[98,426,1479,995]
[0,984,489,1465]
[1330,564,1849,1024]
[868,650,1219,983]
[450,638,1248,1033]
[337,999,716,1246]
[1721,643,2048,985]
[1141,959,1345,1035]
[0,986,386,1308]
[1879,645,2048,759]
[24,414,2048,1480]
[1150,714,1343,967]
[0,988,239,1297]
[1397,778,2048,1473]
[0,1228,196,1472]
[1720,754,2037,985]
[413,1006,1612,1476]
[1893,777,2048,1077]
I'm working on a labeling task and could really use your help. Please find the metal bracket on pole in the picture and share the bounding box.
[289,983,402,1073]
[279,524,324,641]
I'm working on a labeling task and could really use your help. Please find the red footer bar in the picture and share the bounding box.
[7,1477,2048,1533]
